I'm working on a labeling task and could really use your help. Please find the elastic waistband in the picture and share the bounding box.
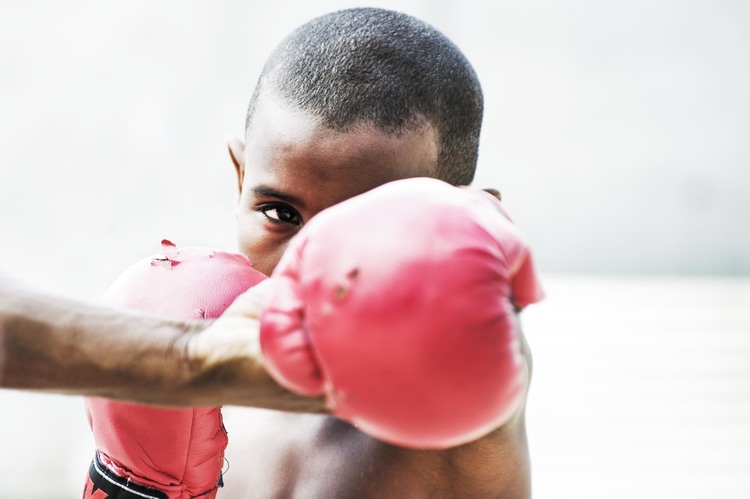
[83,453,169,499]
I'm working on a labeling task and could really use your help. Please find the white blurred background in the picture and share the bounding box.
[1,1,748,497]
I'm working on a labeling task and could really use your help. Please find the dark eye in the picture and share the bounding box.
[259,204,302,226]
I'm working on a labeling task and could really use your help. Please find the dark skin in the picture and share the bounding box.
[0,275,325,412]
[218,329,532,499]
[0,93,533,499]
[218,94,533,499]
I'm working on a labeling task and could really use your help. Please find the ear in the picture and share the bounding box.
[227,136,246,196]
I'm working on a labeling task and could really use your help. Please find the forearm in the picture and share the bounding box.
[0,276,326,412]
[180,344,327,411]
[0,275,196,400]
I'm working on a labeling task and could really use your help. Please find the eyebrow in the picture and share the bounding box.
[251,184,306,208]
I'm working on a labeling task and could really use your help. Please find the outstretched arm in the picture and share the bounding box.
[0,275,325,411]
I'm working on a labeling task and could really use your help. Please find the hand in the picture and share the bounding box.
[189,278,274,372]
[186,278,328,413]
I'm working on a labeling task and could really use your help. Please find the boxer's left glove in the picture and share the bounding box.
[83,240,266,499]
[260,177,544,449]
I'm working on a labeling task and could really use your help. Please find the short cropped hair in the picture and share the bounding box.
[245,8,484,186]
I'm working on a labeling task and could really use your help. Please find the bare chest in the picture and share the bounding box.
[218,409,528,499]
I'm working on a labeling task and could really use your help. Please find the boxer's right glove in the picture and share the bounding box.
[84,241,267,499]
[260,177,544,449]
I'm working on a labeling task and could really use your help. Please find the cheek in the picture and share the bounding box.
[235,213,291,277]
[248,244,288,277]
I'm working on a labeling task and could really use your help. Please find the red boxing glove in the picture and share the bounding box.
[84,240,266,499]
[260,178,544,449]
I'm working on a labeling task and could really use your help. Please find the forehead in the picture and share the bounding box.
[243,97,439,208]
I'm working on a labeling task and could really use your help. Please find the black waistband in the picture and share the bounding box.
[83,453,169,499]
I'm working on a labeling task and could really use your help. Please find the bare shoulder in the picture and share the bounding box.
[431,407,532,498]
[218,408,531,499]
[412,322,533,498]
[218,320,534,499]
[338,316,535,497]
[323,409,532,499]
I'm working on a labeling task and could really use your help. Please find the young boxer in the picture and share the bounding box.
[218,10,542,497]
[0,8,543,498]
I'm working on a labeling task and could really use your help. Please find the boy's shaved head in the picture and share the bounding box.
[245,7,484,186]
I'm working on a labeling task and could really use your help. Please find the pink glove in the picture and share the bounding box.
[260,178,544,449]
[84,240,266,499]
